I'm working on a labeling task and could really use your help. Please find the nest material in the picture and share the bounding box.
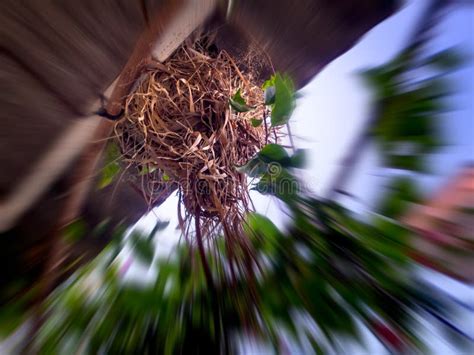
[115,38,272,242]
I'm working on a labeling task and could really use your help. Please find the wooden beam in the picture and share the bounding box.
[0,0,217,232]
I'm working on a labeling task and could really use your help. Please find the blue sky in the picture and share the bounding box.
[292,0,474,211]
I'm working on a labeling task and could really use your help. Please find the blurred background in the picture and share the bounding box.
[0,0,473,354]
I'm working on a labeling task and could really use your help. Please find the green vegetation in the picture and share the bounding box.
[30,71,461,354]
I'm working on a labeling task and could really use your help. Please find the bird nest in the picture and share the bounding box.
[114,37,273,244]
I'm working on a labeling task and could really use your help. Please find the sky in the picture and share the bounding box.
[292,0,474,210]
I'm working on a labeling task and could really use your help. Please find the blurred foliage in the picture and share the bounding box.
[358,41,466,256]
[62,219,87,244]
[31,153,461,354]
[0,285,38,339]
[375,176,422,220]
[361,47,464,173]
[2,32,469,351]
[14,59,467,352]
[98,141,121,189]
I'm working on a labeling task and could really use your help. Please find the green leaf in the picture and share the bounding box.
[386,154,426,173]
[229,89,254,112]
[235,157,267,177]
[63,219,87,243]
[289,149,308,168]
[148,220,170,240]
[98,142,121,189]
[252,177,273,195]
[130,232,155,265]
[246,213,280,237]
[376,177,422,219]
[262,76,275,90]
[264,86,276,105]
[139,165,157,175]
[162,173,170,182]
[259,144,290,165]
[251,118,263,127]
[92,218,111,238]
[0,302,28,339]
[424,49,464,70]
[254,170,300,202]
[271,74,295,126]
[0,286,38,339]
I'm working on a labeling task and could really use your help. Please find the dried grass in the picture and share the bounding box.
[114,37,274,247]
